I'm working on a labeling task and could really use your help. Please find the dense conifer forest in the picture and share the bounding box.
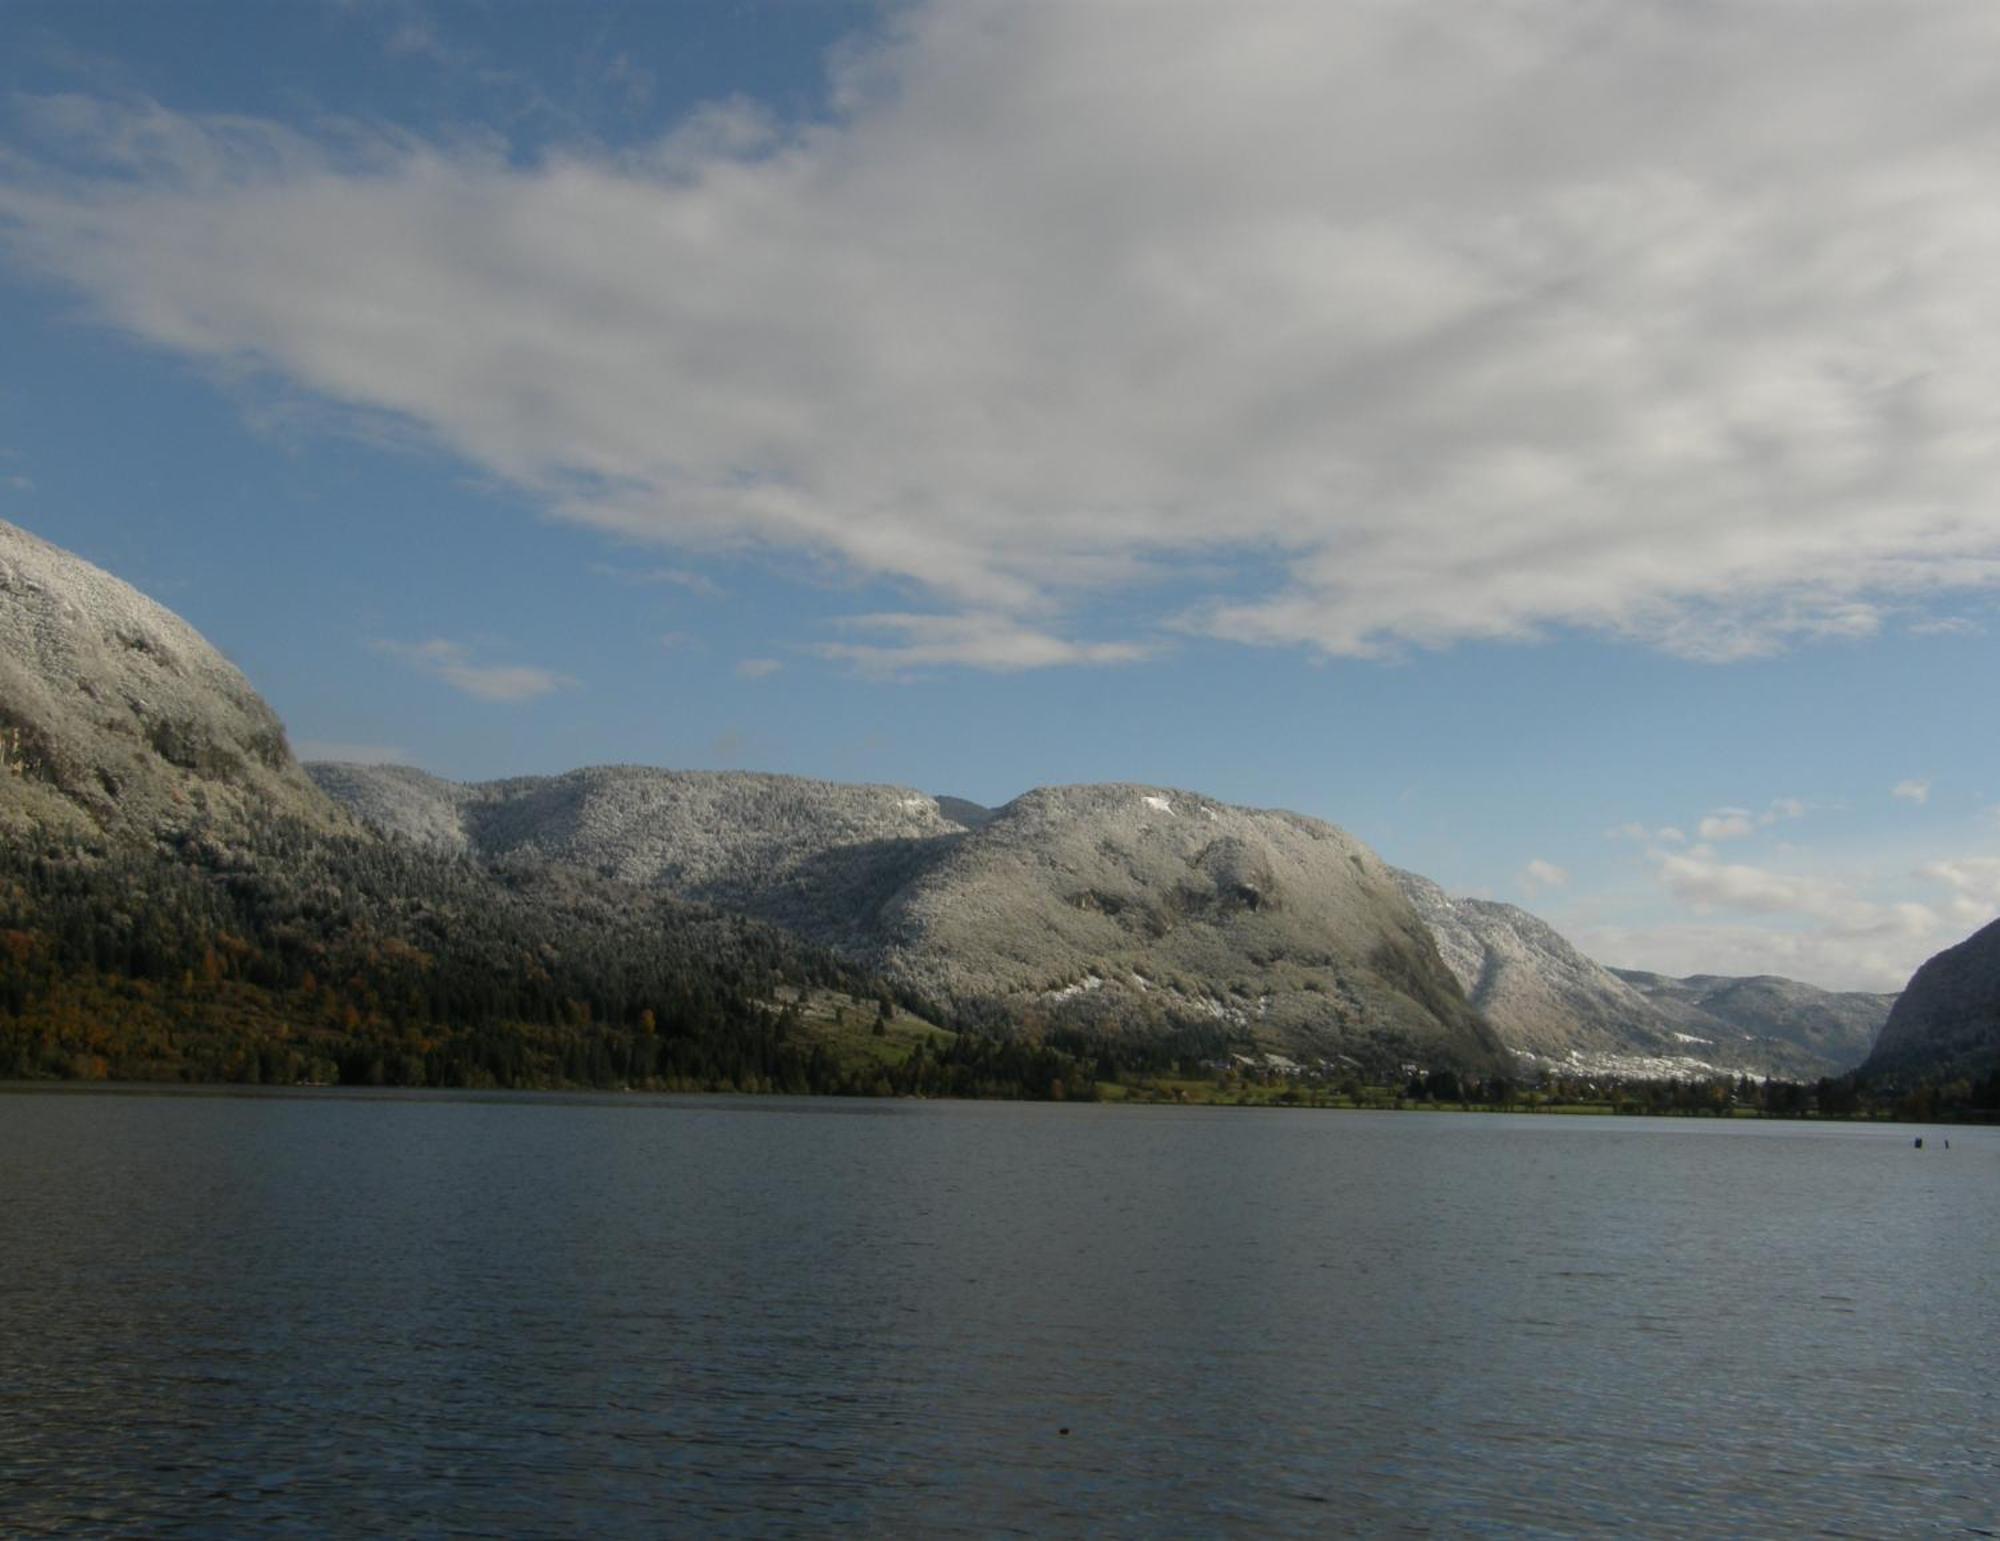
[0,821,884,1090]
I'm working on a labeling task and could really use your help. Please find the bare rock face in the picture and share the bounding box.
[312,764,1506,1072]
[1395,868,1886,1078]
[1863,920,2000,1081]
[0,521,343,843]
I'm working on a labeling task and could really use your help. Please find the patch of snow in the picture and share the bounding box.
[1671,1032,1714,1046]
[1229,1052,1302,1073]
[1043,973,1108,1004]
[900,795,933,810]
[1174,991,1247,1025]
[1514,1047,1767,1083]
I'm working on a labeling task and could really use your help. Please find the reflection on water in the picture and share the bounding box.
[1,1092,1994,1535]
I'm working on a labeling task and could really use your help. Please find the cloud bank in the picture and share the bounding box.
[9,2,2000,666]
[812,612,1153,677]
[1582,790,2000,989]
[1584,842,1960,991]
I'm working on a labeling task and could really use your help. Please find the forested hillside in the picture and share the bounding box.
[0,819,1244,1098]
[0,820,908,1090]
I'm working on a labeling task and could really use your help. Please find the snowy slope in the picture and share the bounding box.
[0,520,343,842]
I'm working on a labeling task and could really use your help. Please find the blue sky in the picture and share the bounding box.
[5,0,2000,990]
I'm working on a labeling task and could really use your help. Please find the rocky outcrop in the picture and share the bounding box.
[0,520,344,843]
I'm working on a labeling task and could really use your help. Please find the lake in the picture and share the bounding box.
[1,1092,1993,1536]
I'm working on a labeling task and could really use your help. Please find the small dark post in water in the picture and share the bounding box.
[1914,1137,1923,1149]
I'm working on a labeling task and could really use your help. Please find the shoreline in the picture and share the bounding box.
[2,1077,1977,1126]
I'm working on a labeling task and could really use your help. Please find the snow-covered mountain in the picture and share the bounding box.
[0,517,1889,1080]
[309,762,1507,1074]
[1393,869,1887,1078]
[0,519,343,843]
[314,756,1895,1079]
[1610,970,1891,1077]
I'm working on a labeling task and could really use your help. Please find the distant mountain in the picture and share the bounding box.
[1394,869,1888,1078]
[934,795,998,830]
[0,519,342,843]
[1393,870,1690,1065]
[1862,920,2000,1082]
[311,763,1508,1075]
[1611,970,1891,1076]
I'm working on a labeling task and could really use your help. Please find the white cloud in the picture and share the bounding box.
[1580,918,1935,995]
[1916,858,2000,926]
[292,739,409,766]
[1892,778,1931,805]
[1697,808,1757,843]
[372,638,573,702]
[813,613,1153,676]
[1907,616,1982,637]
[1690,798,1805,843]
[734,657,782,679]
[593,563,722,598]
[9,4,2000,663]
[1583,838,2000,990]
[1521,858,1568,894]
[1655,850,1869,923]
[1609,821,1688,845]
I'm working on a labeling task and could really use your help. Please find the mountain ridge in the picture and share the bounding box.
[307,761,1509,1073]
[310,757,1891,1078]
[0,517,1906,1083]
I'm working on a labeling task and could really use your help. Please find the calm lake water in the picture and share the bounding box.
[1,1092,1994,1537]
